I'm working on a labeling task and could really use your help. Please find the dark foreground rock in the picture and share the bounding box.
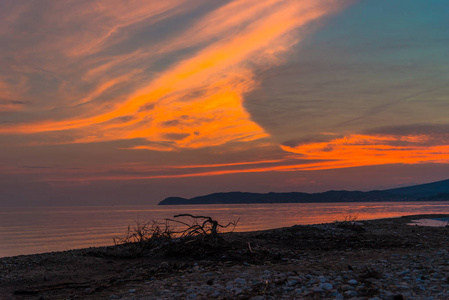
[1,214,449,299]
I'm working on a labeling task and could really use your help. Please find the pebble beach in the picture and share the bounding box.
[1,214,449,299]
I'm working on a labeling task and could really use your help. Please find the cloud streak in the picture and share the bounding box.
[281,130,449,170]
[6,0,445,177]
[3,125,449,183]
[0,156,311,182]
[0,0,347,151]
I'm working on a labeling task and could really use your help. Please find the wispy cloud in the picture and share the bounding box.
[0,0,348,151]
[0,77,29,112]
[0,156,310,182]
[281,129,449,170]
[4,124,449,182]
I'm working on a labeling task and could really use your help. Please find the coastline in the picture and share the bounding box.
[1,214,449,299]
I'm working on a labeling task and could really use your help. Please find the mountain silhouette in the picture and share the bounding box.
[385,178,449,198]
[158,178,449,205]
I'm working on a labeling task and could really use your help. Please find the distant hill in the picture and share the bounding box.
[159,190,412,205]
[385,179,449,198]
[158,178,449,205]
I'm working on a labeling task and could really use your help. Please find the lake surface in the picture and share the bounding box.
[1,201,449,258]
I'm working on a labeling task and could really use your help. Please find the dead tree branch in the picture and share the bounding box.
[166,214,239,237]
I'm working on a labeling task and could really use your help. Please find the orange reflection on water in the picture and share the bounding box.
[3,202,448,257]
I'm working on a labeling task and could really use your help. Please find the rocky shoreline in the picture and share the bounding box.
[1,214,449,299]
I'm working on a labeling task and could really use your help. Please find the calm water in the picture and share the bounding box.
[1,201,449,258]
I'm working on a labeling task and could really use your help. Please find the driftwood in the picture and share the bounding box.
[166,214,239,237]
[248,242,255,253]
[113,219,174,245]
[113,214,239,247]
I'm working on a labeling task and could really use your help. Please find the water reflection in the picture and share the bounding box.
[1,201,449,257]
[408,218,449,227]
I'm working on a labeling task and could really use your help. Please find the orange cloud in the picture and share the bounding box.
[37,1,195,58]
[7,132,449,183]
[120,159,286,171]
[281,134,449,170]
[0,157,293,182]
[0,0,348,151]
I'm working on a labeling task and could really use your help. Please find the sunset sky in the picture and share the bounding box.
[1,0,449,206]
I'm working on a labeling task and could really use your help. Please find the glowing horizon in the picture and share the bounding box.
[1,0,449,205]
